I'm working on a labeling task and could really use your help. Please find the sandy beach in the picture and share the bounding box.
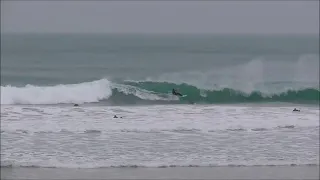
[1,166,319,180]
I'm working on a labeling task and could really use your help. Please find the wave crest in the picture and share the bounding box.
[1,79,319,105]
[1,79,112,105]
[124,81,319,104]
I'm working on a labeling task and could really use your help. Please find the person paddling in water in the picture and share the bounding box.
[172,88,183,96]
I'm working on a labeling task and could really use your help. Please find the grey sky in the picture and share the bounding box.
[1,1,319,34]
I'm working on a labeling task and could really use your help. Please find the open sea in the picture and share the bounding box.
[1,34,319,177]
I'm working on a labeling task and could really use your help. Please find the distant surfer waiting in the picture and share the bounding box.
[172,88,183,96]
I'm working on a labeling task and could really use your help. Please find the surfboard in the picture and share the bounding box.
[181,95,187,97]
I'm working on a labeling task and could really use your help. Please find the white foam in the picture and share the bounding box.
[1,104,319,168]
[1,104,319,133]
[111,83,178,101]
[1,79,112,105]
[0,78,177,105]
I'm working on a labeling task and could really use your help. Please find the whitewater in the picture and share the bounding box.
[1,104,319,168]
[1,77,319,105]
[1,34,319,169]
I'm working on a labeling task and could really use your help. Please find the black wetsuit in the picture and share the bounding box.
[172,89,182,96]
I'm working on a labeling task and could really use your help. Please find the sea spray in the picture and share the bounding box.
[1,79,112,104]
[1,78,319,105]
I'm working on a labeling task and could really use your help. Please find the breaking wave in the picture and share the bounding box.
[1,160,318,169]
[1,78,319,105]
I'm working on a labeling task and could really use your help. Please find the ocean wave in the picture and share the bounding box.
[1,78,319,105]
[2,125,317,135]
[124,81,319,104]
[1,79,113,105]
[1,160,318,169]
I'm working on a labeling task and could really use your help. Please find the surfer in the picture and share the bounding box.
[172,88,183,96]
[293,108,300,112]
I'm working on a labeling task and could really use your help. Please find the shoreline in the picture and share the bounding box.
[2,166,319,180]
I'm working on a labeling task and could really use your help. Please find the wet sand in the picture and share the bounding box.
[1,166,319,180]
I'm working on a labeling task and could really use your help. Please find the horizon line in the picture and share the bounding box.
[1,32,319,36]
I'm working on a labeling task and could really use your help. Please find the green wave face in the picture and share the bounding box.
[123,81,320,104]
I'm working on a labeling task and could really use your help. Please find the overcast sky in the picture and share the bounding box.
[1,1,319,34]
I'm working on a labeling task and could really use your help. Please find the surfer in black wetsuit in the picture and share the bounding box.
[172,88,183,96]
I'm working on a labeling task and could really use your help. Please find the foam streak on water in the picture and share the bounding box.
[1,104,319,168]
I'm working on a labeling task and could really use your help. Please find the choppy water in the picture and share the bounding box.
[1,104,319,168]
[1,34,319,168]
